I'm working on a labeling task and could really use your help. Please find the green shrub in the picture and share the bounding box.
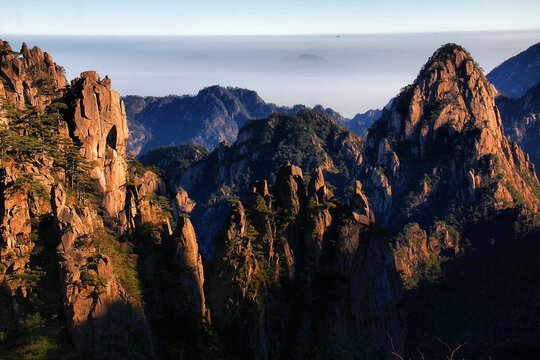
[80,271,108,288]
[93,227,143,303]
[0,313,79,360]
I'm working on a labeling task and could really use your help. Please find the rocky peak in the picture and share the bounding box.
[168,216,207,318]
[349,180,373,225]
[0,39,66,111]
[361,43,540,225]
[359,43,540,288]
[380,43,502,153]
[68,71,129,222]
[274,161,306,215]
[248,180,272,209]
[307,167,327,204]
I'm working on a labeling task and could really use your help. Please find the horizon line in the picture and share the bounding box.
[2,28,540,38]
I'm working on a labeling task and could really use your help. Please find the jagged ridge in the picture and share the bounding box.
[207,162,402,359]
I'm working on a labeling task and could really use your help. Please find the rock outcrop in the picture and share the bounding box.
[207,162,402,359]
[1,40,189,358]
[69,71,130,222]
[274,162,306,215]
[168,216,207,318]
[66,70,187,236]
[0,40,66,326]
[0,40,66,112]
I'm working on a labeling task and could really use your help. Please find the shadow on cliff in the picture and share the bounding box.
[69,299,154,360]
[0,214,80,358]
[130,224,223,360]
[403,230,540,359]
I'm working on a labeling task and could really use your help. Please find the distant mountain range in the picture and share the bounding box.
[282,53,327,62]
[487,41,540,97]
[486,41,540,171]
[497,80,540,170]
[124,86,347,155]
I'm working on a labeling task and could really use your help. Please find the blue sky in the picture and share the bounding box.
[2,0,539,36]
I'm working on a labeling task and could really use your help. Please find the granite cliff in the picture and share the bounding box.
[0,40,201,359]
[359,43,539,241]
[207,162,402,359]
[357,43,540,358]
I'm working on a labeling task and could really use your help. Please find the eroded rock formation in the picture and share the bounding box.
[207,163,402,359]
[0,40,66,112]
[0,40,188,358]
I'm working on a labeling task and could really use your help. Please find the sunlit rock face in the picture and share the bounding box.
[359,43,539,227]
[69,71,130,222]
[358,43,540,288]
[0,41,66,112]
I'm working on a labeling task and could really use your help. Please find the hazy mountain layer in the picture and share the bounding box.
[487,41,540,98]
[496,80,540,171]
[346,109,382,137]
[124,87,344,155]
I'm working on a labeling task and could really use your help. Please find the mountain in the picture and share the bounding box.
[359,43,540,280]
[360,43,539,229]
[0,40,205,359]
[282,53,327,62]
[496,80,540,170]
[123,86,344,155]
[2,37,539,360]
[138,143,210,187]
[312,104,346,125]
[170,109,363,251]
[487,41,540,98]
[346,99,395,137]
[0,39,404,359]
[123,86,293,155]
[358,43,540,358]
[346,109,382,137]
